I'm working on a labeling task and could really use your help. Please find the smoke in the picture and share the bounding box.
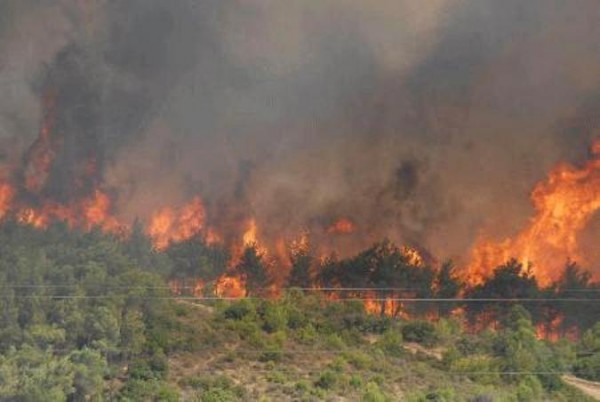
[2,0,600,264]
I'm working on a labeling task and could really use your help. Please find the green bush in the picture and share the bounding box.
[402,321,438,346]
[315,370,338,389]
[343,350,373,370]
[119,379,180,402]
[295,324,318,345]
[261,303,288,333]
[377,329,404,357]
[451,355,500,385]
[128,354,168,381]
[573,354,600,381]
[515,376,543,402]
[184,375,245,401]
[362,382,390,402]
[197,388,239,402]
[223,300,256,321]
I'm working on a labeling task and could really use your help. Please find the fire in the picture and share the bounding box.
[169,279,205,297]
[231,217,268,261]
[0,182,15,220]
[243,218,259,246]
[536,315,563,342]
[402,246,424,266]
[82,189,122,232]
[147,197,206,250]
[215,275,246,298]
[468,139,600,285]
[327,218,355,235]
[205,227,222,245]
[10,188,123,233]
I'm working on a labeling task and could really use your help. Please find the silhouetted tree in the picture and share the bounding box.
[166,235,228,294]
[465,259,540,329]
[434,260,464,317]
[287,243,314,289]
[553,262,598,336]
[235,244,270,297]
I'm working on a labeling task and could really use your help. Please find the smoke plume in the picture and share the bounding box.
[2,0,600,267]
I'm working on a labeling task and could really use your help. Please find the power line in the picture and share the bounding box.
[2,295,600,302]
[2,284,600,293]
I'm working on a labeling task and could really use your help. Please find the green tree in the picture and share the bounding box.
[466,259,540,328]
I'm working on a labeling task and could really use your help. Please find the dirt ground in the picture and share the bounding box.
[562,375,600,400]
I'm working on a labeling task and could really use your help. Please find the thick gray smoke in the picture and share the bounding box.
[2,0,600,263]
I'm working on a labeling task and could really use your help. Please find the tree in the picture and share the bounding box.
[69,348,107,401]
[553,262,597,335]
[435,261,464,317]
[287,241,313,289]
[235,245,270,297]
[465,259,540,328]
[166,235,228,294]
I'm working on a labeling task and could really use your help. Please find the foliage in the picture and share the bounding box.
[0,224,597,401]
[402,321,438,346]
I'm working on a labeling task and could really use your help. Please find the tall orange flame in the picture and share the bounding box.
[468,139,600,285]
[147,197,205,250]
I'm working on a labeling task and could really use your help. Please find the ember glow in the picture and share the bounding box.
[327,218,356,235]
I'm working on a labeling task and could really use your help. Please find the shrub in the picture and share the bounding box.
[377,329,403,357]
[119,379,180,402]
[315,370,338,389]
[266,370,287,384]
[185,375,245,401]
[344,350,373,370]
[295,324,317,345]
[515,376,543,402]
[323,333,346,350]
[223,300,255,321]
[128,353,168,381]
[451,355,500,385]
[197,388,239,402]
[261,303,288,333]
[362,382,390,402]
[574,354,600,381]
[402,321,438,346]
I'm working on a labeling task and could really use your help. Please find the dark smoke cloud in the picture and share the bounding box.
[2,0,600,263]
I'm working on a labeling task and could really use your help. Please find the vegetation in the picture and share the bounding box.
[0,221,599,400]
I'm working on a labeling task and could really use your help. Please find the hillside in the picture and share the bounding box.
[164,297,595,402]
[0,222,599,401]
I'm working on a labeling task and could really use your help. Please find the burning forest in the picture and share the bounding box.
[5,2,600,400]
[1,1,600,330]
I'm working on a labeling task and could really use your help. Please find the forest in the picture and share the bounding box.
[0,221,600,401]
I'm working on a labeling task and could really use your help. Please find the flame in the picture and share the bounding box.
[327,218,355,235]
[205,227,222,245]
[0,182,15,220]
[168,279,205,297]
[147,197,205,250]
[536,315,563,341]
[229,217,268,265]
[215,275,246,298]
[242,218,259,247]
[468,139,600,285]
[402,246,424,266]
[82,189,121,232]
